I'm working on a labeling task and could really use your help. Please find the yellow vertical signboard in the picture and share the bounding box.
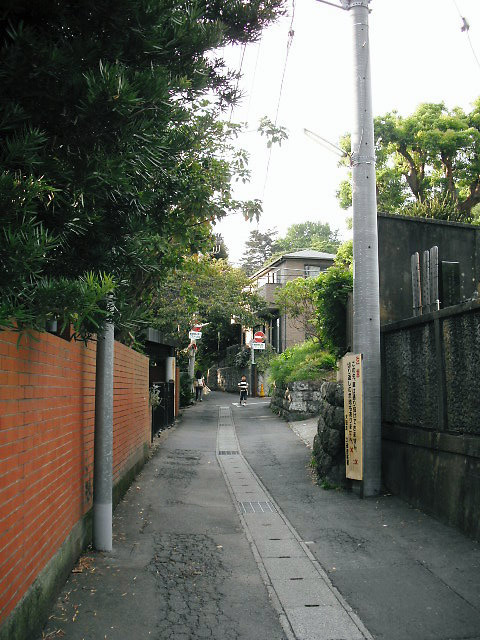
[343,353,363,480]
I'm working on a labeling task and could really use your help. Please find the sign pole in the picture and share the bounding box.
[250,341,255,397]
[250,331,266,398]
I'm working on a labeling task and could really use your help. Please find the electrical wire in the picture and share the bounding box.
[229,43,247,122]
[452,0,480,73]
[246,39,263,126]
[273,6,295,127]
[262,0,296,198]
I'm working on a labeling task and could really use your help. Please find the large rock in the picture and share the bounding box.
[321,428,343,456]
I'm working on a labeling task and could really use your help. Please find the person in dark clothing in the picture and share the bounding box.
[195,370,204,401]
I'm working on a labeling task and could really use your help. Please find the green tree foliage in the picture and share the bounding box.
[240,228,278,275]
[149,256,265,365]
[252,343,276,374]
[268,340,336,385]
[274,265,352,357]
[272,221,340,255]
[240,221,340,276]
[311,266,352,357]
[472,203,480,225]
[0,0,284,338]
[274,277,319,341]
[337,100,480,223]
[257,117,289,148]
[211,234,229,260]
[334,239,353,270]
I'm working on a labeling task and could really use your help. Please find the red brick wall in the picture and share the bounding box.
[0,330,149,624]
[113,341,150,483]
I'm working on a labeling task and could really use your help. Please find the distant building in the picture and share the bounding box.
[250,249,335,352]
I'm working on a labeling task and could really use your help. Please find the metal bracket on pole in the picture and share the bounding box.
[350,153,376,166]
[341,0,371,8]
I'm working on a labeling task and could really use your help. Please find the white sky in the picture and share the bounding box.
[215,0,480,265]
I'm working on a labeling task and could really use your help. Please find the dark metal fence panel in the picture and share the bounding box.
[151,382,175,439]
[166,382,174,425]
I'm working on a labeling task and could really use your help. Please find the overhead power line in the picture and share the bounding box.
[229,43,247,122]
[452,0,480,73]
[246,40,263,126]
[262,0,296,198]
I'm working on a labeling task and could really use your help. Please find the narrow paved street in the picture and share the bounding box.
[38,392,480,640]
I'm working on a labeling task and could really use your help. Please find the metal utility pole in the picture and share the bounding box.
[314,0,381,496]
[93,316,114,551]
[343,0,381,497]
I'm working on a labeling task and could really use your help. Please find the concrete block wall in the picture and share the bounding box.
[0,330,150,637]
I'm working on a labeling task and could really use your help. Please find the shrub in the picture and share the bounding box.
[254,343,276,374]
[273,263,353,357]
[234,347,251,368]
[268,340,336,385]
[179,372,194,408]
[312,266,353,357]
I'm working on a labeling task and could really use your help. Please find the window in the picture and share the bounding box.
[304,264,322,278]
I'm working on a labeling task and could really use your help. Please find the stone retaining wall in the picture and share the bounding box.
[312,382,347,487]
[270,380,325,421]
[207,366,249,393]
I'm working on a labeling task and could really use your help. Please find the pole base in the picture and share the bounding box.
[93,501,112,551]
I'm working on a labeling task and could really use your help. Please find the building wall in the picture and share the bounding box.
[381,301,480,540]
[275,258,332,283]
[255,256,334,353]
[283,315,306,351]
[0,330,149,635]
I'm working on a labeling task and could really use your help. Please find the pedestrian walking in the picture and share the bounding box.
[194,370,204,402]
[238,375,248,406]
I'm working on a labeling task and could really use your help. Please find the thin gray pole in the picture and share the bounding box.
[93,319,114,551]
[250,341,256,398]
[188,340,196,394]
[348,0,381,497]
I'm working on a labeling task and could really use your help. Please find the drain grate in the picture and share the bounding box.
[218,450,239,455]
[239,501,276,514]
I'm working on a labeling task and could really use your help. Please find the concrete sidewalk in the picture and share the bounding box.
[37,392,480,640]
[287,417,317,449]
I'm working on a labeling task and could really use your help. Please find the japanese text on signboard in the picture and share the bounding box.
[343,353,363,481]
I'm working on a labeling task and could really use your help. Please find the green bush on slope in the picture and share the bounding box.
[268,340,336,385]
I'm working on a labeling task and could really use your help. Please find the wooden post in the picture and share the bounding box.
[422,250,431,314]
[411,252,422,316]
